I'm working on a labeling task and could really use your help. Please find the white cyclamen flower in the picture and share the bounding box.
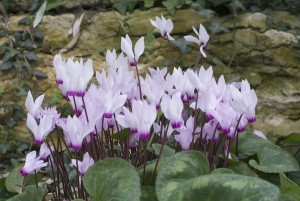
[184,24,209,57]
[150,14,174,40]
[121,34,144,67]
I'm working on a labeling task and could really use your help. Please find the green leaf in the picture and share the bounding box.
[279,194,298,201]
[145,33,155,43]
[18,17,31,25]
[209,23,229,34]
[156,150,209,200]
[144,0,155,8]
[83,158,141,201]
[237,131,270,157]
[162,0,179,12]
[152,144,175,158]
[113,0,131,14]
[212,57,226,68]
[228,162,258,177]
[249,143,299,173]
[210,168,235,174]
[5,166,24,193]
[198,9,215,19]
[25,52,39,61]
[141,186,158,201]
[0,62,13,71]
[7,185,47,201]
[0,178,17,201]
[280,134,300,145]
[46,0,62,11]
[157,173,280,201]
[170,38,192,54]
[33,1,47,28]
[138,160,157,186]
[33,69,48,79]
[280,173,300,200]
[110,128,130,141]
[5,165,42,194]
[3,47,19,62]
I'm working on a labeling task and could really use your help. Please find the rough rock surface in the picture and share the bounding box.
[1,8,300,146]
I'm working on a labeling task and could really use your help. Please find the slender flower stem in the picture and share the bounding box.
[75,151,81,198]
[191,92,199,149]
[223,114,243,167]
[34,171,38,188]
[48,156,58,199]
[135,64,143,100]
[151,122,169,185]
[142,139,147,186]
[167,37,175,69]
[72,96,78,116]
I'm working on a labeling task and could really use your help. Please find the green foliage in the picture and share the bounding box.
[156,152,280,201]
[113,0,137,14]
[83,158,141,201]
[5,165,42,194]
[170,38,192,54]
[144,0,155,8]
[249,143,299,173]
[7,185,47,201]
[46,0,62,11]
[0,178,17,201]
[141,186,158,201]
[280,173,300,201]
[151,144,175,158]
[156,151,209,200]
[228,162,258,177]
[236,131,270,157]
[210,168,235,174]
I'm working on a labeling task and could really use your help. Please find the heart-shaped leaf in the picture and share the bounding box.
[249,143,299,173]
[83,158,141,201]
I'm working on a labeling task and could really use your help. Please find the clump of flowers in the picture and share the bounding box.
[20,14,261,200]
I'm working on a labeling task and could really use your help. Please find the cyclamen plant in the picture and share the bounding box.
[19,15,265,200]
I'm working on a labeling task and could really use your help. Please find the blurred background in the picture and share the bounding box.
[0,0,299,164]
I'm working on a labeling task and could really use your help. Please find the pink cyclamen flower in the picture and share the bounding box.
[202,120,220,143]
[161,93,183,129]
[71,152,94,176]
[58,115,94,151]
[26,113,53,145]
[153,122,174,140]
[39,143,53,160]
[117,100,156,139]
[175,117,200,150]
[20,151,48,176]
[184,24,209,57]
[121,35,144,67]
[186,66,213,94]
[229,80,257,123]
[96,89,127,118]
[150,15,174,40]
[25,91,45,120]
[53,54,66,84]
[60,57,94,97]
[211,102,236,134]
[116,107,139,134]
[40,107,60,131]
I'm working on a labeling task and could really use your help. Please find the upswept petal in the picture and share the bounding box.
[121,37,134,61]
[184,35,199,44]
[134,36,145,62]
[26,113,38,135]
[200,45,207,58]
[199,24,209,43]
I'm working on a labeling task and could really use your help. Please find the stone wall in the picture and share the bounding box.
[1,7,300,144]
